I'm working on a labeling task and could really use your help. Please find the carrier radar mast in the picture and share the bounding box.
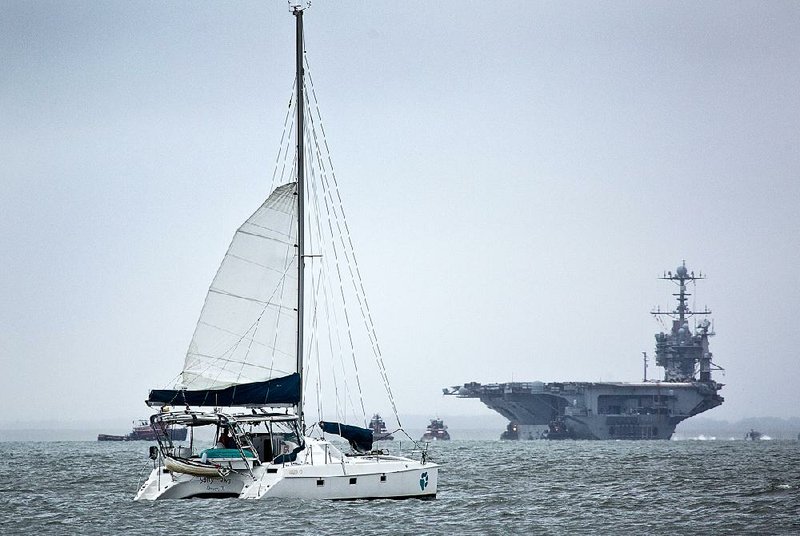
[651,261,716,382]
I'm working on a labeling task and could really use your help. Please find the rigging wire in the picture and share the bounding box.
[304,234,325,424]
[305,106,363,425]
[269,78,298,194]
[302,91,368,425]
[303,59,401,427]
[305,174,358,428]
[174,47,410,436]
[309,169,350,426]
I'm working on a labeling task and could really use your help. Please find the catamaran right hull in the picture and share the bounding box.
[239,438,438,500]
[242,463,437,500]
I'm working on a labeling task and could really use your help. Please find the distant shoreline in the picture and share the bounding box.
[2,415,799,442]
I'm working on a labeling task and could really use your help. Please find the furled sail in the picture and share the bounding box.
[319,421,374,453]
[148,182,300,407]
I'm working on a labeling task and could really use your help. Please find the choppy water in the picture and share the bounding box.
[1,439,798,535]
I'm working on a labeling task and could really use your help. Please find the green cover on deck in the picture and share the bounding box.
[200,448,256,459]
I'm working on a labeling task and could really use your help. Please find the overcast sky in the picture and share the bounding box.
[2,1,799,427]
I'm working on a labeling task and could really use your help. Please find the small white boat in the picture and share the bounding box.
[135,3,437,501]
[744,429,763,441]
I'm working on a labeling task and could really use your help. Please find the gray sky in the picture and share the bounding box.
[2,1,799,425]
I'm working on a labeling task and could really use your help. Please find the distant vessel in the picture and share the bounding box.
[421,419,450,441]
[445,262,725,440]
[369,414,394,441]
[744,429,763,441]
[97,420,187,442]
[500,422,518,440]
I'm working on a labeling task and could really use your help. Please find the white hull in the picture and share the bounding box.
[135,438,437,501]
[136,468,249,500]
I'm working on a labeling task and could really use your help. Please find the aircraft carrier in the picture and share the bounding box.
[444,262,724,440]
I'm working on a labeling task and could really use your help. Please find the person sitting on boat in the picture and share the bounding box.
[216,428,236,449]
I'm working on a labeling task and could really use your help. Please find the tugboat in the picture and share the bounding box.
[97,419,187,442]
[421,418,450,441]
[542,419,572,440]
[369,414,394,440]
[500,422,519,440]
[744,429,763,441]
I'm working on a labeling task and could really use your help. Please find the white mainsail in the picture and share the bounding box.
[180,182,298,391]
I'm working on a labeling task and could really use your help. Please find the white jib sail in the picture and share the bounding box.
[180,182,298,390]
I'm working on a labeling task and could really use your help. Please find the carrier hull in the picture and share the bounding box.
[454,380,722,440]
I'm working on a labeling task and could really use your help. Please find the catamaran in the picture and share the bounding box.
[134,4,437,501]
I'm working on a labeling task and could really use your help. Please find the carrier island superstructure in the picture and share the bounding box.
[444,263,724,440]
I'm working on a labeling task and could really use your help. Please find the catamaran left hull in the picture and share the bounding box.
[135,467,249,500]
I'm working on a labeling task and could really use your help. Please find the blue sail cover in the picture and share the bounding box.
[147,373,301,407]
[319,421,374,452]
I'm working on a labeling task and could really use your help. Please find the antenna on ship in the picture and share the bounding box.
[652,261,716,383]
[642,352,648,382]
[653,260,711,324]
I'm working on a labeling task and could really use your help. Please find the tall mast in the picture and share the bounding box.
[292,4,305,426]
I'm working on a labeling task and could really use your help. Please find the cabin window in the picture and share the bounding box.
[316,479,325,487]
[380,475,387,483]
[349,477,357,485]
